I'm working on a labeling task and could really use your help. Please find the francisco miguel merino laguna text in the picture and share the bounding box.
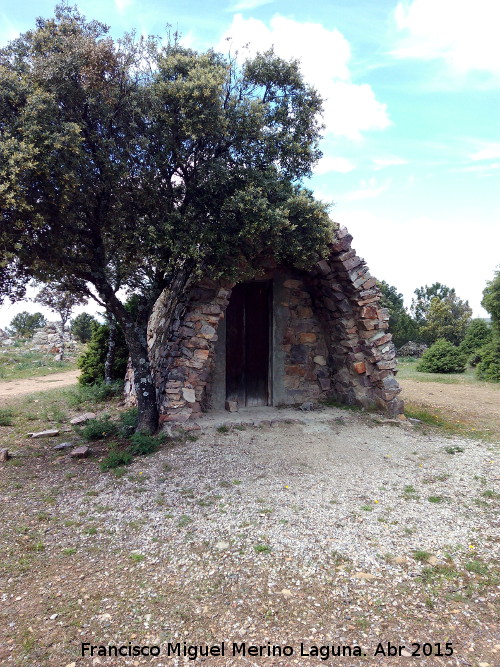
[82,641,366,660]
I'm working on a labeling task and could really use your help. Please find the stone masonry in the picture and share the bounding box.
[125,225,403,423]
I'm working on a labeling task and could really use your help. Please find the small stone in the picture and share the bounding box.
[49,613,58,620]
[31,429,59,438]
[353,572,376,581]
[353,361,366,374]
[65,663,76,667]
[299,402,314,411]
[225,400,238,412]
[182,387,196,403]
[313,355,326,366]
[280,589,293,598]
[70,446,90,458]
[215,541,230,550]
[53,442,74,451]
[401,649,412,657]
[0,449,9,462]
[70,412,96,425]
[428,556,438,565]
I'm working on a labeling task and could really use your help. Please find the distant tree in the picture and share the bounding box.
[476,268,500,382]
[460,319,492,359]
[411,283,452,325]
[7,311,46,337]
[35,285,86,359]
[71,312,98,343]
[419,292,472,346]
[481,269,500,331]
[377,280,418,349]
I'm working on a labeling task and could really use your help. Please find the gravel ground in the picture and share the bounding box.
[0,407,499,667]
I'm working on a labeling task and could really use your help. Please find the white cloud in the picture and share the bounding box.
[341,178,391,201]
[218,14,390,139]
[471,143,500,161]
[314,156,356,175]
[372,156,408,169]
[227,0,274,11]
[115,0,133,13]
[393,0,500,81]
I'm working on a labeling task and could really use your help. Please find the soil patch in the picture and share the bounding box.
[0,369,79,401]
[399,378,500,435]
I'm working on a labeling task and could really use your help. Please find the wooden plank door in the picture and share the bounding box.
[226,281,271,407]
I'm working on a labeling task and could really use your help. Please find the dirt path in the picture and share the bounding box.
[0,369,79,401]
[399,378,500,434]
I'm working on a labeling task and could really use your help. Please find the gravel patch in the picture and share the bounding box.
[1,407,498,666]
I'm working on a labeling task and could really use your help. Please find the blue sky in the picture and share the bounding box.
[0,0,499,327]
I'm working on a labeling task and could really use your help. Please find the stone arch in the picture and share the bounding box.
[130,224,403,426]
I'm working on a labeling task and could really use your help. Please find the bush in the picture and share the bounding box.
[476,338,500,382]
[77,323,128,385]
[119,407,139,436]
[71,313,98,343]
[460,319,492,358]
[79,417,118,441]
[128,432,163,456]
[416,339,466,373]
[0,408,14,426]
[100,447,133,470]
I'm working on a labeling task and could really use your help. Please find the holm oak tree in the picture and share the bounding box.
[0,5,333,432]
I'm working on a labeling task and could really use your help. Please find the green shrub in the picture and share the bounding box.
[79,417,118,441]
[0,408,15,426]
[128,432,163,456]
[417,339,466,373]
[77,323,128,385]
[460,319,492,358]
[476,338,500,382]
[67,380,123,407]
[119,407,138,435]
[100,447,133,470]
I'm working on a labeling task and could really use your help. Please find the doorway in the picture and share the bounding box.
[225,281,272,407]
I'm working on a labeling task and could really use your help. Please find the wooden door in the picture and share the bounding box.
[226,281,271,407]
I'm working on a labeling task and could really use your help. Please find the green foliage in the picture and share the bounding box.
[460,319,492,359]
[100,447,133,471]
[417,339,466,373]
[481,269,500,331]
[70,313,98,343]
[77,323,128,385]
[119,407,139,435]
[419,293,472,346]
[0,5,332,432]
[36,284,86,329]
[7,311,47,337]
[411,283,453,325]
[476,338,500,382]
[79,417,118,441]
[66,380,123,407]
[0,408,15,426]
[377,280,418,348]
[127,432,163,456]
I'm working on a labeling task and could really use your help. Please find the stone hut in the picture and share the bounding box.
[127,225,403,425]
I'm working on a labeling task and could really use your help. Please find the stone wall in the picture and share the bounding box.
[126,224,403,423]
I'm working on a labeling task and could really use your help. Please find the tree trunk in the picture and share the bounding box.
[123,325,159,434]
[104,318,117,385]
